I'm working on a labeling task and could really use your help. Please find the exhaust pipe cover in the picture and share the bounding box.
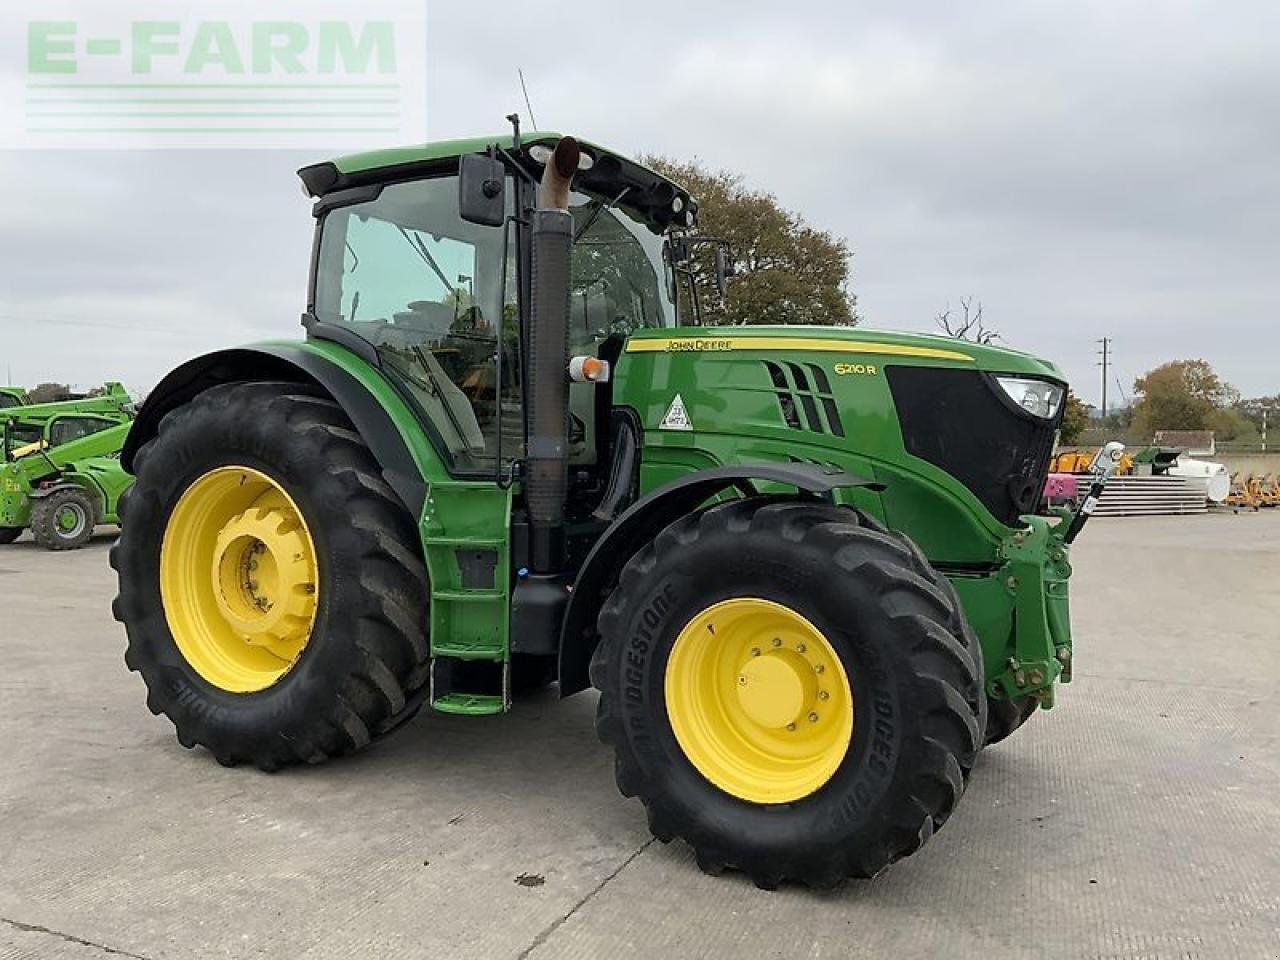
[536,136,581,211]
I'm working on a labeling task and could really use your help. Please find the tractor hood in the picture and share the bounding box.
[623,325,1066,383]
[613,324,1070,559]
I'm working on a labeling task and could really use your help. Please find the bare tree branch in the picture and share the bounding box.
[935,296,1000,344]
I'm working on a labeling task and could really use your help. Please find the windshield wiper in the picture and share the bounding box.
[382,347,474,452]
[573,186,632,244]
[405,345,472,447]
[396,225,454,293]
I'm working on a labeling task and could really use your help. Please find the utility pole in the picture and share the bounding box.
[1097,337,1111,417]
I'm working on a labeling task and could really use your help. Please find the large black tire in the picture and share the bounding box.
[0,527,22,544]
[984,695,1038,745]
[111,382,429,771]
[31,487,97,550]
[592,498,984,888]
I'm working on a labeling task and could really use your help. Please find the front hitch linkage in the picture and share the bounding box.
[1062,441,1125,544]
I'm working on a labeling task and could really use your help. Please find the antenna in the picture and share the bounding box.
[517,68,538,129]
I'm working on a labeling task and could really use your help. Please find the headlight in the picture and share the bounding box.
[994,376,1063,419]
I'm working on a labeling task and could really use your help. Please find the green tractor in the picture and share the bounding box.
[113,130,1119,887]
[2,421,135,548]
[1,384,136,548]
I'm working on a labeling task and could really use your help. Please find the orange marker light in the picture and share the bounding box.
[568,356,611,383]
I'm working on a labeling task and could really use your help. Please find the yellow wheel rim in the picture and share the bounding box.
[665,597,853,804]
[160,466,319,693]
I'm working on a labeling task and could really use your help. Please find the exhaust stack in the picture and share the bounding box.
[525,137,579,571]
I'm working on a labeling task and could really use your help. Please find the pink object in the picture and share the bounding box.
[1043,473,1079,504]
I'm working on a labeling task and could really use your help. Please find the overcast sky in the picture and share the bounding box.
[1,1,1277,406]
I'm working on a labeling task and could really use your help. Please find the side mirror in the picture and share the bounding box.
[714,245,736,297]
[458,152,506,227]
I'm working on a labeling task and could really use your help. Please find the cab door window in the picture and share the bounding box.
[313,177,518,472]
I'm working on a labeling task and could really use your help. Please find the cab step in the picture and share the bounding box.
[431,693,506,716]
[429,656,510,714]
[431,642,506,660]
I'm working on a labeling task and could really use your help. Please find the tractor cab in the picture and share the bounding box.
[301,132,690,481]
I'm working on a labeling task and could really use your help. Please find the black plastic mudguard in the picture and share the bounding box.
[557,462,884,696]
[120,345,426,518]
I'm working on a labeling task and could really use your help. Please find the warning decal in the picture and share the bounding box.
[660,394,693,431]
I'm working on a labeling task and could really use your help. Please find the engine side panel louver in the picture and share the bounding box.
[762,361,845,437]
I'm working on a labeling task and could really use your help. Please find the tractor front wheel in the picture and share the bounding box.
[593,498,984,888]
[111,382,429,771]
[984,695,1038,745]
[31,487,97,550]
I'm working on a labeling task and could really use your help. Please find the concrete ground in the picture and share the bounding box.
[1,513,1277,960]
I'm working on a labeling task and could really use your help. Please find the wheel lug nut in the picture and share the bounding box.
[796,643,806,653]
[737,675,747,686]
[814,664,825,674]
[808,712,819,722]
[818,691,829,701]
[786,723,796,731]
[750,647,761,657]
[771,638,782,647]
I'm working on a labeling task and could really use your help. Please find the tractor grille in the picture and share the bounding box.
[763,361,845,437]
[886,366,1062,526]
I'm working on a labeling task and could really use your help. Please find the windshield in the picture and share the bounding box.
[568,190,676,336]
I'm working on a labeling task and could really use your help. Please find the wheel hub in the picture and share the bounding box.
[210,498,315,654]
[160,466,319,693]
[735,651,817,729]
[56,506,81,532]
[665,597,854,804]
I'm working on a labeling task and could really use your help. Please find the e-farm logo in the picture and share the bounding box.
[1,1,426,149]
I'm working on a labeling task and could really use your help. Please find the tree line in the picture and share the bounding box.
[1098,359,1274,446]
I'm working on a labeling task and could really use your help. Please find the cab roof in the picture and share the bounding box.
[330,131,567,175]
[298,132,695,232]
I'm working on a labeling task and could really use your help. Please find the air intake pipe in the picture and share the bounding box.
[525,137,579,572]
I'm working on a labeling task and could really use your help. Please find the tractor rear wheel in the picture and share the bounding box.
[593,498,984,888]
[31,487,97,550]
[111,382,429,771]
[0,527,22,544]
[984,695,1038,745]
